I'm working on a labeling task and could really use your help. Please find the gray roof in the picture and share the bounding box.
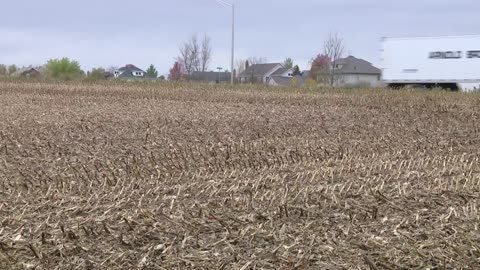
[117,64,146,78]
[119,64,144,73]
[12,67,40,77]
[239,63,281,77]
[334,56,381,75]
[190,71,231,82]
[270,75,308,86]
[271,68,288,76]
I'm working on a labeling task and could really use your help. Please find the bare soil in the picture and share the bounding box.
[0,82,479,269]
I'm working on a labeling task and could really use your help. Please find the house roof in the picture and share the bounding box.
[117,64,145,78]
[334,56,381,75]
[118,64,145,72]
[271,68,289,76]
[239,63,282,77]
[270,75,308,86]
[190,71,231,82]
[11,67,40,77]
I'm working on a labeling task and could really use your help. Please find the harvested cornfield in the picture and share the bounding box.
[0,81,479,269]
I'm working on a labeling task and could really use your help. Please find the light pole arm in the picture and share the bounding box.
[231,4,235,85]
[215,0,235,85]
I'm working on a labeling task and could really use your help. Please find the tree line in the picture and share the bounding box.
[169,33,212,81]
[0,64,18,77]
[0,59,163,81]
[169,32,346,86]
[2,31,346,85]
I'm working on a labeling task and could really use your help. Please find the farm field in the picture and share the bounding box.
[0,81,479,269]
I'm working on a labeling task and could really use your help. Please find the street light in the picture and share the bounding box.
[217,67,223,83]
[215,0,235,85]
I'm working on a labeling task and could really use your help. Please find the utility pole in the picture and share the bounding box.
[215,0,235,85]
[230,3,235,85]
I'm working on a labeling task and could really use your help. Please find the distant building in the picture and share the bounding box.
[114,64,146,79]
[238,63,285,84]
[104,72,115,80]
[190,71,232,84]
[332,56,382,87]
[236,57,381,87]
[268,66,311,86]
[268,74,309,87]
[270,67,295,77]
[237,62,313,87]
[12,67,41,79]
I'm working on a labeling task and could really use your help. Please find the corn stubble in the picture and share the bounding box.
[0,81,479,269]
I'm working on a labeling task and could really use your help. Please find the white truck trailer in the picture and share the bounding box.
[381,35,480,91]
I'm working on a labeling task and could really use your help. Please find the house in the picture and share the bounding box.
[268,74,309,87]
[190,71,232,84]
[270,67,295,77]
[238,62,311,87]
[114,64,146,79]
[332,56,382,87]
[238,63,285,84]
[104,72,115,80]
[12,67,41,79]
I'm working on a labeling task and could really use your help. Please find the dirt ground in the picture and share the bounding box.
[0,82,479,269]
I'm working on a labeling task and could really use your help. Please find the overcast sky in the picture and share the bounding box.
[1,0,479,75]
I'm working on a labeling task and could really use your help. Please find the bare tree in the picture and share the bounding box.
[235,59,246,75]
[247,57,267,65]
[178,36,196,76]
[190,35,200,72]
[323,32,345,86]
[236,57,267,74]
[235,57,268,83]
[178,34,212,77]
[234,57,268,84]
[107,66,119,73]
[200,34,212,72]
[179,43,191,76]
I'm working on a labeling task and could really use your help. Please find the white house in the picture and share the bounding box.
[114,64,146,79]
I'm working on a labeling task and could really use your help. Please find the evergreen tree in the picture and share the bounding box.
[146,64,158,78]
[283,57,294,69]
